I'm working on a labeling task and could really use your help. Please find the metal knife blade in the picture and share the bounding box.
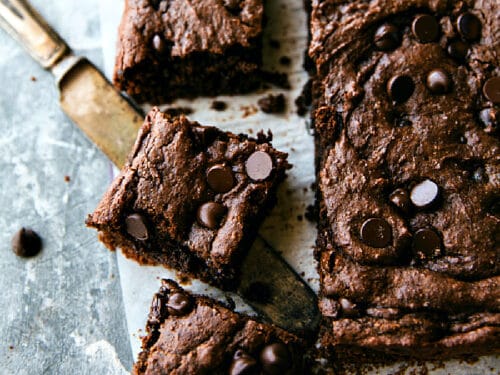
[0,0,319,337]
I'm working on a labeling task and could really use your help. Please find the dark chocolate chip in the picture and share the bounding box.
[11,228,42,257]
[148,293,167,325]
[387,75,415,103]
[211,100,227,111]
[197,202,227,229]
[230,351,258,375]
[483,77,500,104]
[166,292,192,316]
[152,34,165,53]
[413,228,442,259]
[374,24,400,51]
[426,69,452,94]
[125,214,149,241]
[260,343,291,375]
[447,40,469,61]
[457,12,482,41]
[360,218,392,248]
[339,298,358,317]
[389,188,412,214]
[410,179,440,208]
[412,14,440,43]
[246,151,273,181]
[206,164,234,193]
[479,108,499,134]
[223,0,241,14]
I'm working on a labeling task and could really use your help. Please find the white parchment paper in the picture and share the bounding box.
[99,1,498,373]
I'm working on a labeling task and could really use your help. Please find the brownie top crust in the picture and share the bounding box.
[311,0,499,359]
[116,0,263,64]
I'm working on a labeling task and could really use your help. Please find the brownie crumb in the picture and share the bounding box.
[297,215,303,221]
[261,71,291,89]
[8,346,14,350]
[304,205,317,223]
[258,93,286,114]
[211,100,227,111]
[162,107,193,117]
[279,56,291,66]
[295,79,313,116]
[30,76,37,82]
[11,228,42,258]
[64,175,71,183]
[269,39,281,49]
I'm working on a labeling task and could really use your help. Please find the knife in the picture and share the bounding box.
[0,0,319,337]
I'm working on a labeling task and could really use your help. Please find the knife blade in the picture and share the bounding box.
[0,0,319,337]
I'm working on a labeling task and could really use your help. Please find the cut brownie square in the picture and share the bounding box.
[86,108,291,289]
[133,279,305,374]
[114,0,264,103]
[310,0,499,361]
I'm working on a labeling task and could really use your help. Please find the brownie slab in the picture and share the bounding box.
[310,0,500,361]
[133,279,305,374]
[86,108,290,289]
[114,0,264,103]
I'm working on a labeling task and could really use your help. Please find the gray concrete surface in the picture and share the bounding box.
[0,1,133,373]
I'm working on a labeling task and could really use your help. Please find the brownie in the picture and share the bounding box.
[113,0,264,104]
[310,0,499,362]
[86,108,291,289]
[133,279,305,375]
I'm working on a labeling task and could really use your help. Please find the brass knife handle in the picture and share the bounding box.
[0,0,68,68]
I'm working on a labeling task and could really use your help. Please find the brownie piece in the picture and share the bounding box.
[133,279,305,374]
[310,0,499,361]
[86,108,290,289]
[114,0,264,104]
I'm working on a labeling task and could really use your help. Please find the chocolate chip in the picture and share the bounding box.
[211,100,227,111]
[125,214,149,241]
[457,12,481,41]
[410,179,440,208]
[360,218,392,248]
[374,24,400,51]
[197,202,227,229]
[246,151,273,181]
[426,69,452,94]
[389,188,412,215]
[206,164,234,193]
[11,228,42,257]
[230,351,258,375]
[260,343,291,375]
[152,34,165,53]
[223,0,241,14]
[447,40,469,61]
[387,75,415,103]
[479,108,499,134]
[413,228,442,259]
[258,93,286,114]
[412,14,439,43]
[339,298,358,317]
[483,77,500,104]
[148,293,167,325]
[166,292,192,316]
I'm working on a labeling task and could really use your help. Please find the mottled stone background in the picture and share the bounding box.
[0,1,132,373]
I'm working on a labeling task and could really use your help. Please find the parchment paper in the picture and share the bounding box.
[98,1,498,373]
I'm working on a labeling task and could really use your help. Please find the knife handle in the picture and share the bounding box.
[0,0,68,68]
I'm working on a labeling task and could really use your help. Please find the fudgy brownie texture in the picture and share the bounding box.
[113,0,263,104]
[86,108,290,289]
[310,0,499,361]
[133,279,305,375]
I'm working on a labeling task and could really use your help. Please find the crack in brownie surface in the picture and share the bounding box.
[86,108,291,289]
[310,0,499,361]
[114,0,264,103]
